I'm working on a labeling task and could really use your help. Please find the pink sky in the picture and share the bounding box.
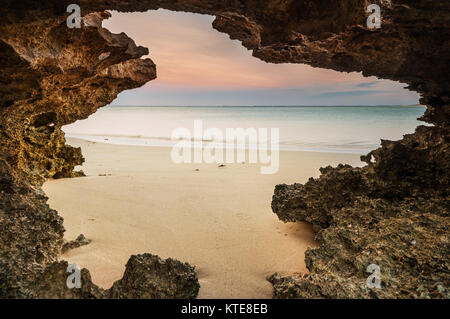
[103,9,420,106]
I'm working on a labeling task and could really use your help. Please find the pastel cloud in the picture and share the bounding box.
[103,9,420,106]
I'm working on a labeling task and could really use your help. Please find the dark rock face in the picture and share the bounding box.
[271,167,449,298]
[4,256,198,299]
[31,261,105,299]
[108,254,200,299]
[0,1,448,298]
[29,254,199,299]
[0,159,66,297]
[271,120,449,298]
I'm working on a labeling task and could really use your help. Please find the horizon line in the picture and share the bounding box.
[108,104,425,107]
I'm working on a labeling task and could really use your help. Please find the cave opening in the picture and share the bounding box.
[0,0,448,300]
[39,9,429,299]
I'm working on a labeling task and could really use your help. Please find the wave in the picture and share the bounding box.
[66,133,376,154]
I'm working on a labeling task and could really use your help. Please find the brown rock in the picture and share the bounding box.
[0,1,448,299]
[61,234,91,253]
[108,254,200,299]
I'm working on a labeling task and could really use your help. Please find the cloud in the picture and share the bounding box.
[311,90,388,98]
[355,81,379,88]
[104,10,419,106]
[111,86,419,106]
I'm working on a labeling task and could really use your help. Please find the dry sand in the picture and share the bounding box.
[43,138,362,298]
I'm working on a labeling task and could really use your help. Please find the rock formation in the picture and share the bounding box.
[22,254,199,299]
[108,254,200,299]
[0,0,448,298]
[61,234,91,253]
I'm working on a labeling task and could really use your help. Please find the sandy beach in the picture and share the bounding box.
[43,137,363,298]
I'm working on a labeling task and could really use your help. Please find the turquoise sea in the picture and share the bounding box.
[63,105,426,154]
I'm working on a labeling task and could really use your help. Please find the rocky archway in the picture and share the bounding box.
[0,1,448,298]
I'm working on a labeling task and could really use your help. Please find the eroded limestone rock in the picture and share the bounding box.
[0,0,448,299]
[108,254,200,299]
[61,234,91,253]
[271,129,449,298]
[9,255,199,299]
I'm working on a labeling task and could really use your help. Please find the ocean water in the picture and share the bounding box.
[63,105,426,154]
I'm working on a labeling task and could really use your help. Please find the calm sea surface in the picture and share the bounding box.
[63,105,426,154]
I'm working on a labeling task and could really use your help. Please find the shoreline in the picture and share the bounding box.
[43,137,363,298]
[65,133,377,155]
